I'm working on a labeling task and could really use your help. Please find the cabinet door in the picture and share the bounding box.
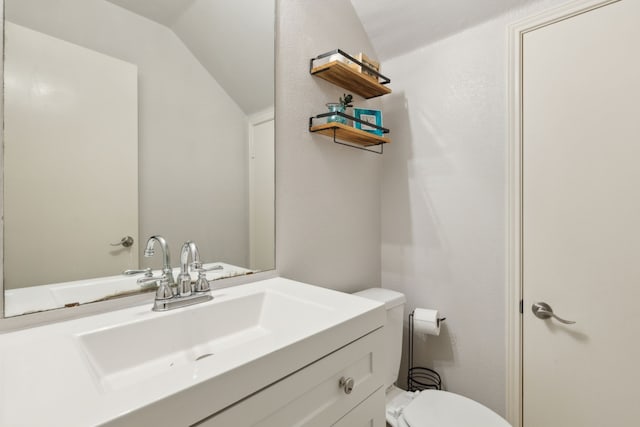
[333,388,385,427]
[197,329,384,426]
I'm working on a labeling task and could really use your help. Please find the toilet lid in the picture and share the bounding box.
[403,390,511,427]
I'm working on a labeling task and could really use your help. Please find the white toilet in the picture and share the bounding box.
[354,288,510,427]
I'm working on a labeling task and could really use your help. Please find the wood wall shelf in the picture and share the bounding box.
[309,50,392,154]
[310,50,392,99]
[309,113,391,154]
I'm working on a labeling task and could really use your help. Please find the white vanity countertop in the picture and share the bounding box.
[0,277,384,426]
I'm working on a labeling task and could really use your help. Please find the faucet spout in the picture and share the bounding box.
[180,241,201,272]
[144,235,175,285]
[177,241,201,297]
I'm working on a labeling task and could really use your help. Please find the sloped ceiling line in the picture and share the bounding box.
[106,0,274,116]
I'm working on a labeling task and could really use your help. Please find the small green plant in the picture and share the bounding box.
[339,93,353,109]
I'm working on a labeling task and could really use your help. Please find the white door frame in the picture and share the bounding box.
[248,108,275,270]
[506,0,619,425]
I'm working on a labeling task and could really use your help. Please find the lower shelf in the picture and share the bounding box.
[309,114,391,154]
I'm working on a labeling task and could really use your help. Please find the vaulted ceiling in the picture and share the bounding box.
[106,0,274,116]
[104,0,545,113]
[350,0,544,60]
[105,0,196,27]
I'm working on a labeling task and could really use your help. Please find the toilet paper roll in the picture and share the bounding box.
[413,308,442,336]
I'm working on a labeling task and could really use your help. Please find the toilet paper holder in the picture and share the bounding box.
[407,309,444,392]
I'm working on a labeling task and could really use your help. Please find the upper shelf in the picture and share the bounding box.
[310,49,392,99]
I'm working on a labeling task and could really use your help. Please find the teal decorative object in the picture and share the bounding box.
[326,102,346,124]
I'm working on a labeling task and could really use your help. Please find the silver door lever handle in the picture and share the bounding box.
[111,236,134,248]
[532,302,576,324]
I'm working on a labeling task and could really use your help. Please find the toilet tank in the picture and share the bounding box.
[353,288,406,389]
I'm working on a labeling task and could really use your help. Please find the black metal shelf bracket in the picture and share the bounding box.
[309,112,389,155]
[329,128,384,154]
[309,49,391,97]
[311,112,390,134]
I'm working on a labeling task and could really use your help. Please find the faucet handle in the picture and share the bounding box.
[136,269,160,287]
[191,264,222,293]
[193,268,211,293]
[155,275,174,300]
[124,268,153,277]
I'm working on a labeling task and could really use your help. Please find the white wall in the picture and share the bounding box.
[380,0,565,416]
[275,0,382,292]
[7,0,250,268]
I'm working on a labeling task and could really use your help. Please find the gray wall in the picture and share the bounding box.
[275,0,382,292]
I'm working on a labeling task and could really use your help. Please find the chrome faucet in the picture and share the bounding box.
[143,235,175,285]
[152,240,212,312]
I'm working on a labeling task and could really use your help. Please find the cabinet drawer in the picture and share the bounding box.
[333,387,385,427]
[197,328,384,426]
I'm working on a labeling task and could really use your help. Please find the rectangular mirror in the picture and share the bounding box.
[2,0,276,317]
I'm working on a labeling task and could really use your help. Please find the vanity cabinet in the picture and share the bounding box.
[196,328,385,426]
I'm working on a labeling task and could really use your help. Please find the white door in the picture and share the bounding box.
[3,22,138,288]
[521,0,640,425]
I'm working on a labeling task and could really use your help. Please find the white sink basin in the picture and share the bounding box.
[77,289,332,390]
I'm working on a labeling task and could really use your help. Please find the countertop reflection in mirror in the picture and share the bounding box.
[1,0,275,318]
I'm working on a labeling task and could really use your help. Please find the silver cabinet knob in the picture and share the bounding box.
[532,302,576,324]
[339,376,355,394]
